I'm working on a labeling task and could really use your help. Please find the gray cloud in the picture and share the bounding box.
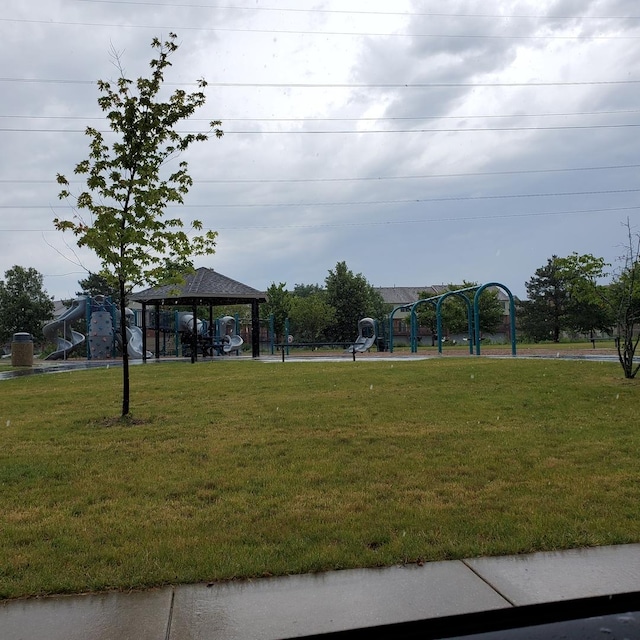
[1,0,639,302]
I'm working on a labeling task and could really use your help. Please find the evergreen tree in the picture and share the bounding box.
[77,272,120,305]
[518,257,570,342]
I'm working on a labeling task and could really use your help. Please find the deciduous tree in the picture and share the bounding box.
[288,293,335,342]
[609,222,640,378]
[324,262,384,342]
[0,266,55,346]
[55,33,222,416]
[264,282,292,344]
[519,253,610,343]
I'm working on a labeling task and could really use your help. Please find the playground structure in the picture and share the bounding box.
[43,296,146,361]
[179,313,244,357]
[387,282,516,355]
[42,297,87,360]
[346,317,377,353]
[42,297,245,361]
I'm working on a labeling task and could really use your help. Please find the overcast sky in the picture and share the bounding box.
[2,0,640,301]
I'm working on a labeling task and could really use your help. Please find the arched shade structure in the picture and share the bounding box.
[474,283,517,356]
[435,290,475,354]
[408,282,516,356]
[131,267,267,362]
[408,297,438,353]
[388,304,413,353]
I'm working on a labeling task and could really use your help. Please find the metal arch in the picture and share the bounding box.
[473,282,517,356]
[388,303,420,353]
[435,290,475,355]
[409,297,439,353]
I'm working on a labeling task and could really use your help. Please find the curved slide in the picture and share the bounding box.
[126,325,152,359]
[222,334,244,353]
[346,317,377,353]
[43,298,87,360]
[349,335,376,353]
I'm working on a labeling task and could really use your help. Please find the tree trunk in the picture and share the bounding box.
[120,279,130,416]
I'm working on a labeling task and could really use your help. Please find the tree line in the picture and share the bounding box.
[2,242,638,367]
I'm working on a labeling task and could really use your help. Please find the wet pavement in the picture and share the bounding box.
[1,544,639,639]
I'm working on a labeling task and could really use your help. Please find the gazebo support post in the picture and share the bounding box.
[191,303,198,363]
[251,299,260,358]
[141,302,147,363]
[154,303,160,360]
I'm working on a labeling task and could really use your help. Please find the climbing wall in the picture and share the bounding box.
[88,311,114,359]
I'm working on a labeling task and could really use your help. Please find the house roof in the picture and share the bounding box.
[376,285,510,307]
[131,268,267,306]
[376,286,449,306]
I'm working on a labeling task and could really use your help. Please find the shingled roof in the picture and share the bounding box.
[375,286,449,306]
[131,267,266,306]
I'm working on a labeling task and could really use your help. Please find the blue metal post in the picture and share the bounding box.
[269,314,275,355]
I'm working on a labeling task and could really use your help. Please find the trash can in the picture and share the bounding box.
[11,332,33,367]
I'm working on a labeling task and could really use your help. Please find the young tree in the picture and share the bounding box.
[609,223,640,378]
[0,266,55,345]
[55,33,222,417]
[263,282,292,344]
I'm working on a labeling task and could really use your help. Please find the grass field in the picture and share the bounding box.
[1,356,639,600]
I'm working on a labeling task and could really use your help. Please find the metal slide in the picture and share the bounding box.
[346,317,376,353]
[350,335,376,352]
[126,325,152,359]
[43,298,87,360]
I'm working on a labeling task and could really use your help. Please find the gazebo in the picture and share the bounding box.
[131,267,267,360]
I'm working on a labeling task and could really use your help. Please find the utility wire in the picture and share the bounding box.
[74,0,640,21]
[3,205,639,232]
[2,164,638,186]
[3,108,640,121]
[210,206,640,231]
[1,124,639,134]
[8,188,640,210]
[2,77,640,88]
[2,16,640,39]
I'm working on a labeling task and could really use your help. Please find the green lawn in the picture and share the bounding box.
[1,357,638,599]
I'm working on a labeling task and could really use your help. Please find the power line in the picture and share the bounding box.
[2,17,640,39]
[2,77,640,88]
[2,123,639,134]
[74,0,640,21]
[210,206,640,231]
[8,188,640,210]
[3,205,639,232]
[3,163,639,186]
[4,108,640,122]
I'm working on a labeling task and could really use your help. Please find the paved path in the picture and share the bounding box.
[1,544,639,639]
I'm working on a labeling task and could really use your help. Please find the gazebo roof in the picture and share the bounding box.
[131,267,267,306]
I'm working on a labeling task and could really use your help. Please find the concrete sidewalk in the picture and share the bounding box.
[1,543,639,639]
